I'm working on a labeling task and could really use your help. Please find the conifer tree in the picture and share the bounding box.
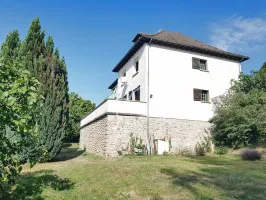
[0,30,20,64]
[20,18,69,159]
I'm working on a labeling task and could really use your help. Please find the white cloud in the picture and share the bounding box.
[210,16,266,53]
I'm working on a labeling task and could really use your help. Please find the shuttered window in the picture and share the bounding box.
[193,89,209,102]
[192,57,207,71]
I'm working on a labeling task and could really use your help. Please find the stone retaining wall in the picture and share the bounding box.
[80,114,211,157]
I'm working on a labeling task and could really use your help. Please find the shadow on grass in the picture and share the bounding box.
[7,170,75,200]
[62,143,72,148]
[52,143,85,162]
[160,158,266,200]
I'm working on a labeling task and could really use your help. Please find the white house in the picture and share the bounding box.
[80,30,249,156]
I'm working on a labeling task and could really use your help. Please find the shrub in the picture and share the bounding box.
[215,146,228,155]
[177,148,193,156]
[195,137,212,156]
[129,133,146,155]
[240,149,261,161]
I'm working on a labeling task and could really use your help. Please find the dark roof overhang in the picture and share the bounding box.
[150,39,249,62]
[112,36,151,72]
[112,34,249,73]
[108,78,118,89]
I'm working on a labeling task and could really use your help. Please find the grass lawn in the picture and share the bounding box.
[16,143,266,200]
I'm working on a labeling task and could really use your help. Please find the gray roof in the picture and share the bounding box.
[112,30,249,72]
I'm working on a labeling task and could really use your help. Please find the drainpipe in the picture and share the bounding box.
[239,57,246,73]
[147,38,152,155]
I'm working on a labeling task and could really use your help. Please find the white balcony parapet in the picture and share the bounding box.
[80,99,147,127]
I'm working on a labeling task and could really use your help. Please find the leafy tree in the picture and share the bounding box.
[211,90,266,148]
[65,92,95,142]
[0,61,46,198]
[18,18,69,159]
[211,62,266,148]
[232,62,266,93]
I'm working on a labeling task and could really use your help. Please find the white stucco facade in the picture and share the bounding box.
[113,44,241,122]
[116,44,148,101]
[148,45,241,121]
[82,44,241,127]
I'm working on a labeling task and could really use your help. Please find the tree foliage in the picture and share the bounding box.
[65,92,95,142]
[211,62,266,148]
[16,18,69,159]
[0,61,46,197]
[0,30,20,65]
[232,62,266,93]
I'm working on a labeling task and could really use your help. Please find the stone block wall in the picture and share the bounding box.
[79,116,108,156]
[80,114,211,157]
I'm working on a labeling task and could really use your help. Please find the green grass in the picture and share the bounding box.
[15,143,266,200]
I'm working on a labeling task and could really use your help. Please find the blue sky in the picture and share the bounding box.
[1,0,266,104]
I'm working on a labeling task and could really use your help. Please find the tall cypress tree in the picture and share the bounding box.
[20,18,69,159]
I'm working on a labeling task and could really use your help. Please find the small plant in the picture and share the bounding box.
[215,146,228,155]
[168,137,172,151]
[240,149,261,161]
[129,133,146,155]
[195,136,212,156]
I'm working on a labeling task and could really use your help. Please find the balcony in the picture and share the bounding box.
[80,99,147,127]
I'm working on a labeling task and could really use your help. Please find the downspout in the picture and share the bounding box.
[147,38,152,155]
[239,57,246,73]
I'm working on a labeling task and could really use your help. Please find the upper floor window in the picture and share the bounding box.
[134,60,139,73]
[128,91,132,100]
[122,70,126,77]
[133,86,140,101]
[192,57,207,71]
[193,89,209,102]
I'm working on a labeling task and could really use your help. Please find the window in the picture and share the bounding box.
[199,60,207,71]
[128,91,132,100]
[134,60,139,73]
[193,89,209,102]
[192,57,207,71]
[122,70,126,77]
[201,91,208,102]
[133,86,140,101]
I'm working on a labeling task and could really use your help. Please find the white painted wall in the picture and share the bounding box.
[116,44,148,102]
[80,99,147,127]
[148,45,241,121]
[86,43,242,126]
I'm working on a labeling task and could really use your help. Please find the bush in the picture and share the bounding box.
[240,149,261,161]
[195,137,212,156]
[215,146,228,155]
